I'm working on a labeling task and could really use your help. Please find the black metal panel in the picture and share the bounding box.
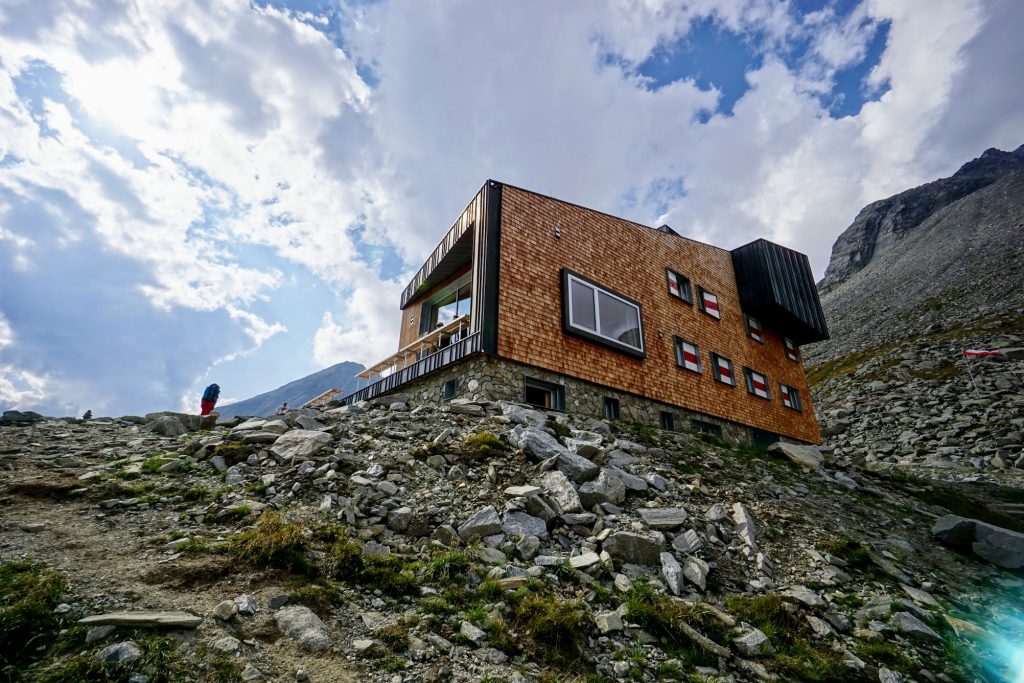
[479,181,502,354]
[730,239,829,344]
[338,332,483,405]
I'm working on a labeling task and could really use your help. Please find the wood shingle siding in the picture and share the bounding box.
[494,185,822,443]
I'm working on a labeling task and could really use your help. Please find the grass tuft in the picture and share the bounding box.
[228,511,312,574]
[0,560,67,674]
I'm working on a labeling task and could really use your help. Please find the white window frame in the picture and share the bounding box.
[564,271,645,356]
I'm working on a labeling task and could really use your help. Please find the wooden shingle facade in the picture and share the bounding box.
[343,180,829,444]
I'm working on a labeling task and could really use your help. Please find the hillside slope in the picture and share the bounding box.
[2,400,1023,681]
[810,145,1024,364]
[217,361,364,418]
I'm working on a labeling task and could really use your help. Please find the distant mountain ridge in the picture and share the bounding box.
[808,143,1024,362]
[217,361,364,419]
[819,144,1024,294]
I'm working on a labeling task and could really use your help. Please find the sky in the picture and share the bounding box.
[1,0,1022,418]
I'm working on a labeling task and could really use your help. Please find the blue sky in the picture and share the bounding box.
[1,0,1021,417]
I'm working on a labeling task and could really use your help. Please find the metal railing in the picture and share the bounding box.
[339,332,482,405]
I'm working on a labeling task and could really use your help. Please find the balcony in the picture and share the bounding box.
[341,316,481,405]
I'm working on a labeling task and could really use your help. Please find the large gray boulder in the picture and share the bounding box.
[602,530,666,566]
[275,606,330,651]
[767,442,823,469]
[557,451,600,483]
[270,430,333,461]
[502,511,548,540]
[539,470,582,514]
[500,402,547,427]
[932,515,1024,569]
[147,415,188,437]
[578,469,626,508]
[458,506,503,542]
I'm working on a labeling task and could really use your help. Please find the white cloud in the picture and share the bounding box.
[0,313,12,349]
[313,273,403,367]
[0,0,1020,415]
[0,365,50,409]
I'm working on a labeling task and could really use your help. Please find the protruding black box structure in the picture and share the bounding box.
[731,239,829,344]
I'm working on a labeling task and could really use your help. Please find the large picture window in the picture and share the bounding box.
[562,270,645,357]
[420,273,472,334]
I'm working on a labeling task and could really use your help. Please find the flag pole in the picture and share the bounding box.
[964,355,980,396]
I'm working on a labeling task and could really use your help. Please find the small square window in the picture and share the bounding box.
[697,286,720,319]
[673,336,702,373]
[660,411,675,430]
[443,379,458,400]
[523,377,565,411]
[666,269,692,304]
[690,419,723,438]
[746,315,764,343]
[743,368,771,399]
[784,337,800,362]
[603,396,620,420]
[711,353,734,386]
[780,384,803,411]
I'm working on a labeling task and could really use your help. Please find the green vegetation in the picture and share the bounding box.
[32,634,243,683]
[463,431,506,454]
[506,590,590,667]
[815,535,873,572]
[424,550,472,584]
[141,455,166,474]
[289,581,344,615]
[228,511,312,574]
[623,582,730,667]
[0,560,67,675]
[375,621,412,652]
[725,595,854,682]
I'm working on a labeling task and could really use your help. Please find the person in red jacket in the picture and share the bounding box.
[200,383,220,416]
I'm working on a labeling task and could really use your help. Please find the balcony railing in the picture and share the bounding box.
[356,314,471,381]
[340,331,482,405]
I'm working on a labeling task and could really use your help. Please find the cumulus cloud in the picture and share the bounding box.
[0,0,1020,416]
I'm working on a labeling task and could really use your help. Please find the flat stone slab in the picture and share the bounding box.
[639,508,688,530]
[504,485,542,497]
[79,611,202,629]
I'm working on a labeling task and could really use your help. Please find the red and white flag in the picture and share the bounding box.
[702,291,720,319]
[963,349,1001,357]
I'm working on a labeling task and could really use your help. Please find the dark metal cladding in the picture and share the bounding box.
[730,239,829,344]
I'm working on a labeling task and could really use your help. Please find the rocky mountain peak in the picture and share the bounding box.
[819,144,1024,294]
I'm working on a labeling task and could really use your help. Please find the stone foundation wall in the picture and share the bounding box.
[390,354,763,443]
